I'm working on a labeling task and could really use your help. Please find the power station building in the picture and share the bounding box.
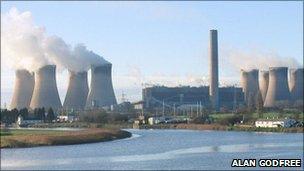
[142,86,244,110]
[8,29,302,112]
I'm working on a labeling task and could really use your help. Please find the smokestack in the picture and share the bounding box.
[30,65,62,110]
[63,71,89,110]
[86,63,117,108]
[264,67,290,108]
[241,69,259,104]
[259,71,269,102]
[289,68,303,101]
[10,69,34,110]
[209,29,219,111]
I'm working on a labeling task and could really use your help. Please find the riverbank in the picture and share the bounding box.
[21,122,303,133]
[0,128,132,148]
[140,123,304,133]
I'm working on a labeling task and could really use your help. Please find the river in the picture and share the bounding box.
[1,129,303,170]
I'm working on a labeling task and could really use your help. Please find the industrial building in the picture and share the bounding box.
[8,29,302,112]
[142,86,245,110]
[141,30,303,111]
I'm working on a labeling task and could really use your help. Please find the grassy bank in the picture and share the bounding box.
[28,122,133,129]
[1,128,132,148]
[140,123,304,133]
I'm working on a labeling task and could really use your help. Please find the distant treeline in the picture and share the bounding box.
[79,110,131,124]
[0,108,55,124]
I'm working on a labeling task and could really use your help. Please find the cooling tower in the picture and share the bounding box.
[264,67,290,107]
[259,71,269,102]
[10,69,35,110]
[209,29,219,111]
[289,68,303,101]
[240,69,259,104]
[63,71,89,110]
[30,65,62,110]
[86,63,117,108]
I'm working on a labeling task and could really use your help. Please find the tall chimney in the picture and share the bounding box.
[209,29,219,111]
[63,71,89,110]
[86,63,117,108]
[30,65,62,110]
[10,69,34,110]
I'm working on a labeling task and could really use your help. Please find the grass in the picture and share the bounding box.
[209,113,235,119]
[0,128,132,148]
[210,112,304,120]
[28,122,134,129]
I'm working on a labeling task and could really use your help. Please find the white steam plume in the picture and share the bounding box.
[223,47,301,71]
[44,36,110,72]
[1,7,50,71]
[1,8,109,73]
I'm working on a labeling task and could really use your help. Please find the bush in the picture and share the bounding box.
[216,114,243,126]
[79,110,129,124]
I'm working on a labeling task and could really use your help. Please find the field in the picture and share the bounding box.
[0,128,132,148]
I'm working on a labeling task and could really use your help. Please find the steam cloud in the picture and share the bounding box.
[1,7,109,72]
[223,47,302,71]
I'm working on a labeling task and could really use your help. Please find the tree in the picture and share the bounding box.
[19,108,29,119]
[34,108,39,119]
[35,108,45,122]
[11,108,19,123]
[46,108,55,122]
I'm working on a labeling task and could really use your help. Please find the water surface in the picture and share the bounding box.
[1,129,303,170]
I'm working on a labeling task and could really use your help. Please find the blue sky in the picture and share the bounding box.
[1,1,303,107]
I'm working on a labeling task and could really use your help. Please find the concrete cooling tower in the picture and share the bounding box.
[264,67,290,108]
[86,63,117,108]
[30,65,62,110]
[289,68,303,101]
[259,71,269,102]
[241,69,259,104]
[10,69,35,110]
[63,71,89,110]
[209,29,219,111]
